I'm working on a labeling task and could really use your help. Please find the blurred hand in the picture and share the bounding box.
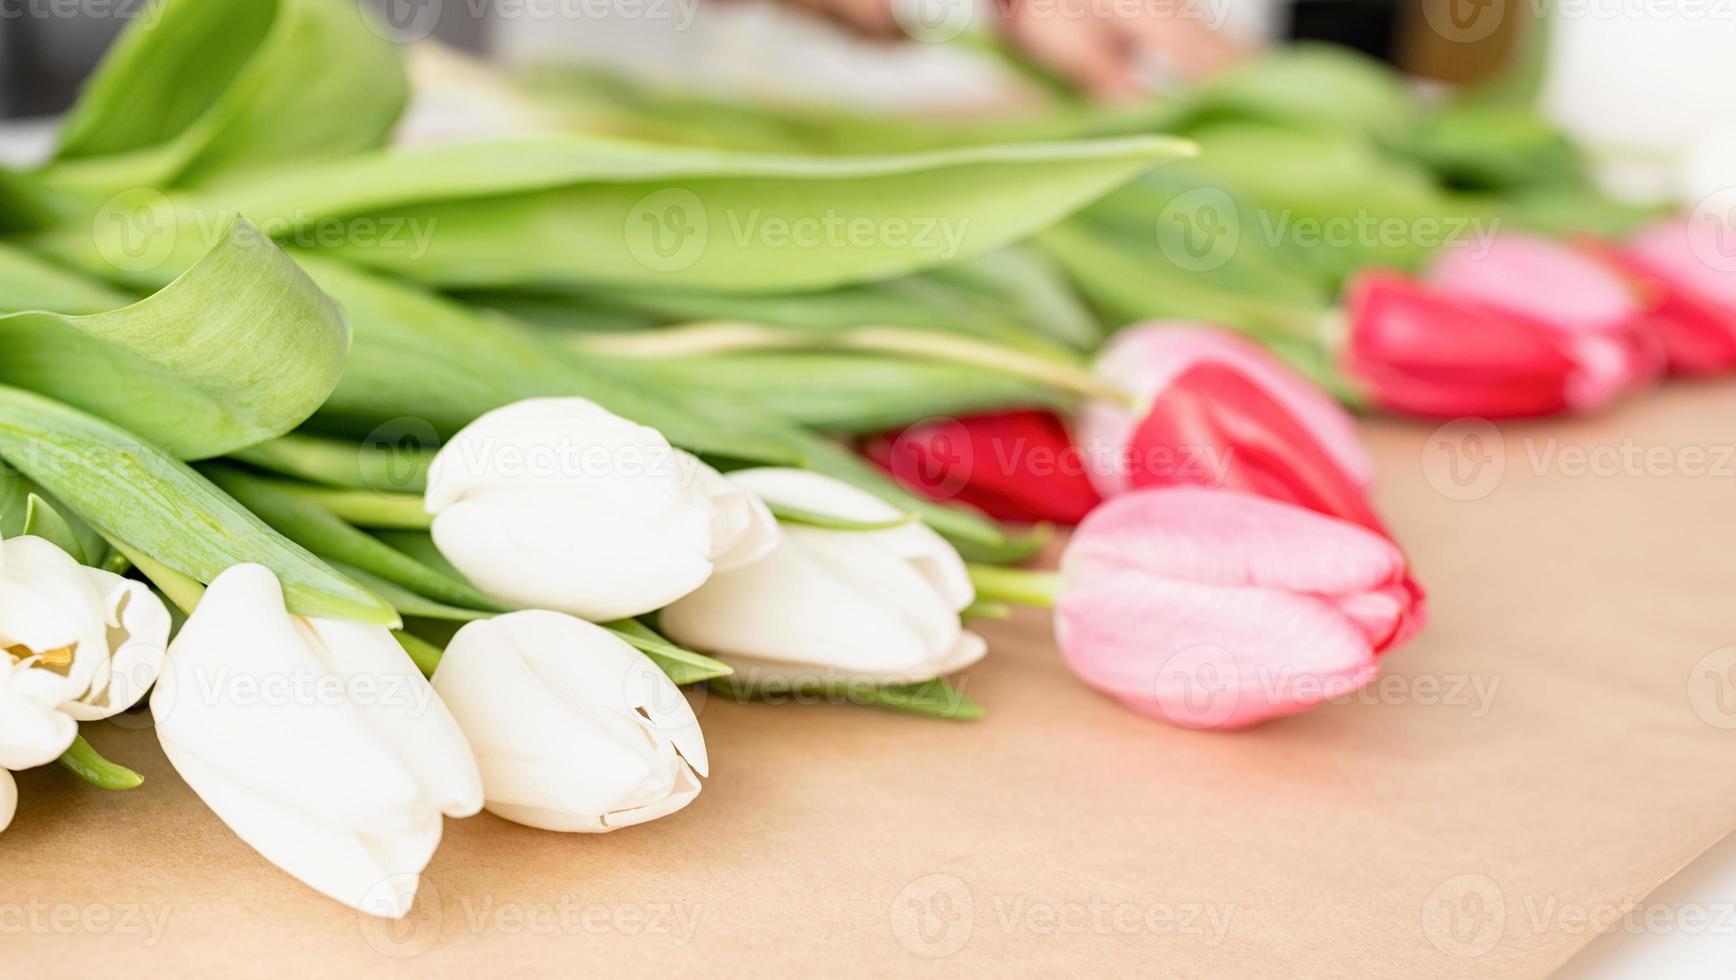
[775,0,1249,99]
[1003,0,1249,98]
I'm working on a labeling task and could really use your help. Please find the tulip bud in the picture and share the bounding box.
[425,398,777,621]
[1345,271,1658,418]
[1057,487,1424,730]
[660,468,986,686]
[432,610,707,832]
[0,535,169,771]
[152,564,483,919]
[1076,324,1379,529]
[863,411,1103,525]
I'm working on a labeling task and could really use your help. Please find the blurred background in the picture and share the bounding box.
[3,0,1733,202]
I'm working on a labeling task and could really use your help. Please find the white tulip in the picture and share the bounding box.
[432,610,707,833]
[1,769,15,833]
[151,564,483,919]
[425,398,777,621]
[0,535,169,771]
[660,469,987,686]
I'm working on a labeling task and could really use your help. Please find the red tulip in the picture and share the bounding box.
[1056,487,1425,730]
[1344,270,1660,419]
[1076,324,1381,531]
[863,411,1102,525]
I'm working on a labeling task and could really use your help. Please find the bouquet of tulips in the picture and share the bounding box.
[3,0,1733,923]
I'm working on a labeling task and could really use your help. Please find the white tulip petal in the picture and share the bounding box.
[726,468,905,523]
[307,617,484,819]
[660,537,938,681]
[869,523,977,612]
[434,611,706,832]
[789,529,963,655]
[486,759,703,833]
[159,740,441,918]
[432,492,714,620]
[0,664,79,770]
[0,768,15,833]
[153,565,481,916]
[62,569,170,722]
[0,536,110,699]
[427,397,688,513]
[684,454,777,573]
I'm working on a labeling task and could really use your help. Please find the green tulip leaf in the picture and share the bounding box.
[109,134,1192,292]
[46,0,406,193]
[0,386,395,625]
[57,734,143,790]
[21,494,89,564]
[0,218,349,460]
[0,241,133,314]
[710,675,983,721]
[204,465,505,613]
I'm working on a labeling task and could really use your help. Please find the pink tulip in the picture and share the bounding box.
[1608,217,1736,374]
[1056,487,1425,731]
[1430,232,1643,335]
[1077,324,1374,502]
[1344,271,1659,419]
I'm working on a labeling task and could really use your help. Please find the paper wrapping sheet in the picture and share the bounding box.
[9,384,1736,977]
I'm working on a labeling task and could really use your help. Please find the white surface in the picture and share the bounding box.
[1558,830,1736,978]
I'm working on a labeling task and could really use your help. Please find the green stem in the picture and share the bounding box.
[967,563,1059,609]
[394,631,445,678]
[571,321,1136,407]
[283,486,433,530]
[100,535,204,614]
[231,434,434,494]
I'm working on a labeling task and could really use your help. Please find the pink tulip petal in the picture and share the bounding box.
[1085,323,1373,494]
[1430,232,1642,335]
[1125,363,1387,532]
[1056,487,1424,729]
